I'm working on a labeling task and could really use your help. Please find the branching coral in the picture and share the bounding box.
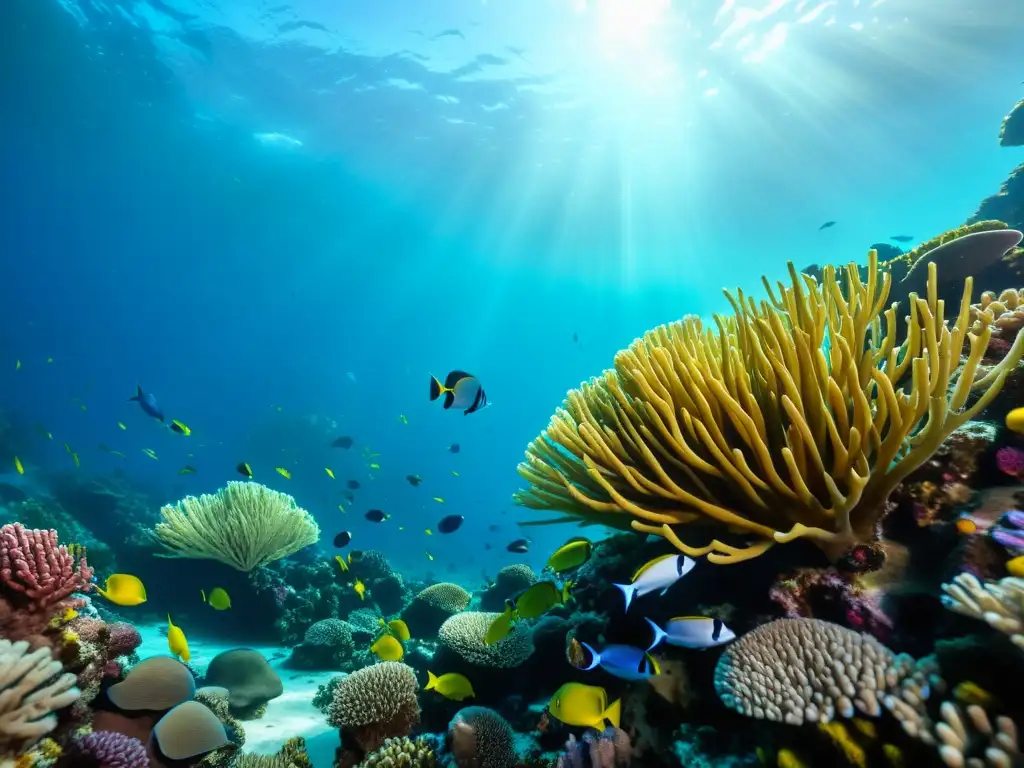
[941,574,1024,652]
[515,249,1024,564]
[934,702,1020,768]
[0,640,80,758]
[150,481,320,572]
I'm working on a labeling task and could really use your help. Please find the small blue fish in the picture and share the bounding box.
[645,616,735,650]
[129,384,164,422]
[578,642,660,681]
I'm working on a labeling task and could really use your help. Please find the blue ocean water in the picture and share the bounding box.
[0,0,1021,588]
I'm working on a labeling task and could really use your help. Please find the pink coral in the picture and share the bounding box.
[769,567,892,641]
[996,446,1024,478]
[0,523,94,608]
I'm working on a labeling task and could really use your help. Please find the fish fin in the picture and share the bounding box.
[604,698,622,729]
[128,384,142,402]
[442,391,455,409]
[644,617,667,652]
[167,613,174,627]
[579,641,601,671]
[465,386,484,415]
[659,586,671,596]
[613,582,636,612]
[445,370,473,388]
[426,671,438,690]
[429,376,446,401]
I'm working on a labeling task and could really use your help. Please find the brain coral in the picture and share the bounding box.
[330,662,420,754]
[448,707,517,768]
[438,612,534,668]
[401,583,472,636]
[714,618,937,733]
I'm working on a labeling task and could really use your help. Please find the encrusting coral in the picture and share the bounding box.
[149,481,320,572]
[941,574,1024,653]
[515,249,1024,564]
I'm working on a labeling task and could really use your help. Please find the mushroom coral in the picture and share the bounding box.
[514,250,1024,563]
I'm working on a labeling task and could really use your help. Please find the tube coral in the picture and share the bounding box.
[515,251,1024,563]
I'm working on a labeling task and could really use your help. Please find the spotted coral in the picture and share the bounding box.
[438,612,534,668]
[329,662,419,754]
[515,249,1024,564]
[448,707,517,768]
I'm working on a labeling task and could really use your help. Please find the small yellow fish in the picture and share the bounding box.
[369,462,380,470]
[170,420,191,436]
[1008,555,1024,578]
[13,456,23,475]
[547,538,593,573]
[64,444,80,468]
[452,470,459,476]
[325,467,335,479]
[110,450,126,458]
[117,422,127,430]
[142,448,158,460]
[426,551,434,561]
[370,633,404,661]
[433,497,445,504]
[548,682,620,729]
[15,360,20,370]
[335,554,349,573]
[515,581,573,620]
[485,602,515,646]
[426,671,475,701]
[200,589,206,602]
[96,574,148,606]
[205,587,231,610]
[338,504,346,513]
[387,619,411,641]
[398,525,405,531]
[353,579,366,600]
[425,528,433,536]
[167,614,190,662]
[397,414,408,424]
[1007,407,1024,434]
[178,465,197,475]
[275,467,291,479]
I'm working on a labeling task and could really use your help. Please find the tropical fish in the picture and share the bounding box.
[1008,555,1024,577]
[15,360,20,370]
[448,443,460,453]
[548,682,620,729]
[425,528,433,536]
[613,553,695,611]
[96,574,148,606]
[437,515,464,534]
[347,480,360,490]
[13,456,23,475]
[406,474,422,486]
[1007,407,1024,434]
[325,467,335,479]
[129,384,164,422]
[167,614,190,662]
[818,220,836,230]
[890,235,915,243]
[365,509,389,523]
[204,587,232,610]
[397,414,408,425]
[433,497,445,504]
[334,531,352,548]
[142,448,158,461]
[169,420,191,436]
[547,538,592,573]
[237,462,253,478]
[425,671,475,701]
[117,421,127,430]
[515,581,572,620]
[334,554,349,573]
[507,538,530,554]
[451,471,459,477]
[275,467,291,479]
[484,602,516,646]
[387,619,411,641]
[645,616,736,650]
[332,436,354,449]
[34,423,52,440]
[428,370,489,415]
[575,642,661,681]
[178,465,197,475]
[956,515,977,535]
[370,634,404,661]
[64,444,80,468]
[426,551,434,561]
[369,462,380,470]
[353,579,366,600]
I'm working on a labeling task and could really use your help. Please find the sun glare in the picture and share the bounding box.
[591,0,671,59]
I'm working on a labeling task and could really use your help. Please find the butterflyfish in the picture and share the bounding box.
[370,634,404,661]
[237,462,253,478]
[428,370,489,415]
[425,671,475,701]
[507,539,529,553]
[334,531,352,548]
[387,619,411,641]
[645,616,736,650]
[484,601,516,646]
[353,579,366,600]
[365,509,389,523]
[547,538,592,573]
[169,420,191,436]
[167,614,191,662]
[613,553,695,612]
[548,682,620,729]
[96,574,148,606]
[205,587,231,610]
[575,642,661,681]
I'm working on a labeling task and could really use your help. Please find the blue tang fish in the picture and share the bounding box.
[645,616,735,650]
[577,641,660,681]
[129,384,164,422]
[613,553,695,612]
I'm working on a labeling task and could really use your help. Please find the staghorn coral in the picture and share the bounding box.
[150,481,320,572]
[438,612,534,668]
[0,640,80,758]
[234,737,311,768]
[66,730,149,768]
[933,702,1020,768]
[941,574,1024,652]
[329,662,420,755]
[401,583,471,636]
[359,736,435,768]
[515,250,1024,564]
[448,707,517,768]
[714,618,938,738]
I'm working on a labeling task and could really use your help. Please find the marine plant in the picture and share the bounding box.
[515,250,1024,563]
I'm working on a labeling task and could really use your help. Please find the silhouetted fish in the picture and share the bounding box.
[332,436,354,449]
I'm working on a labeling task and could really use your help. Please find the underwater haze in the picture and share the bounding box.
[3,0,1024,767]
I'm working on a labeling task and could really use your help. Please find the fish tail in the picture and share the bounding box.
[128,384,142,402]
[644,617,667,652]
[426,671,438,690]
[603,698,622,729]
[613,582,636,612]
[429,376,447,401]
[579,641,601,671]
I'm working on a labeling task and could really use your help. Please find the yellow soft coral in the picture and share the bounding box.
[516,250,1024,563]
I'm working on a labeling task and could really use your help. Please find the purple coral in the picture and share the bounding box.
[555,727,631,768]
[769,568,892,640]
[72,731,150,768]
[996,446,1024,478]
[991,510,1024,556]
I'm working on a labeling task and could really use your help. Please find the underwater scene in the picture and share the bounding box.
[3,0,1024,767]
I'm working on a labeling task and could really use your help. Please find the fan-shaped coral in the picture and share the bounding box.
[329,662,420,754]
[438,612,534,668]
[516,250,1024,563]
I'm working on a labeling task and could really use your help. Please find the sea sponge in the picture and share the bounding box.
[152,700,230,760]
[150,481,320,572]
[941,573,1024,652]
[0,640,80,757]
[289,619,355,670]
[329,662,419,754]
[360,736,436,768]
[714,618,937,737]
[448,707,517,768]
[438,612,534,668]
[234,737,311,768]
[203,648,283,719]
[401,583,472,636]
[106,656,195,712]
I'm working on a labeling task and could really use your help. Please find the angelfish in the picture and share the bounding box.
[645,616,735,650]
[129,384,164,422]
[613,553,695,612]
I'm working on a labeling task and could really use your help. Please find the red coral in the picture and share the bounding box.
[0,523,94,609]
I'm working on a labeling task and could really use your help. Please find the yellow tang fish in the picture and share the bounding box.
[1007,407,1024,434]
[353,579,366,600]
[275,467,291,479]
[370,633,404,661]
[548,682,620,729]
[484,602,516,646]
[96,574,148,607]
[387,619,411,642]
[325,467,335,479]
[515,581,573,620]
[335,554,349,573]
[167,614,191,662]
[13,456,23,475]
[369,462,380,470]
[426,671,475,701]
[547,538,592,573]
[205,587,232,610]
[433,497,445,504]
[424,528,433,536]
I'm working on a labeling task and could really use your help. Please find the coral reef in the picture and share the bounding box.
[329,662,420,759]
[554,727,631,768]
[401,583,471,636]
[234,737,312,768]
[941,573,1024,652]
[64,730,149,768]
[933,702,1021,768]
[0,639,80,758]
[437,612,535,668]
[360,736,436,768]
[481,566,537,611]
[1001,98,1024,148]
[288,619,356,670]
[447,707,517,768]
[203,649,284,719]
